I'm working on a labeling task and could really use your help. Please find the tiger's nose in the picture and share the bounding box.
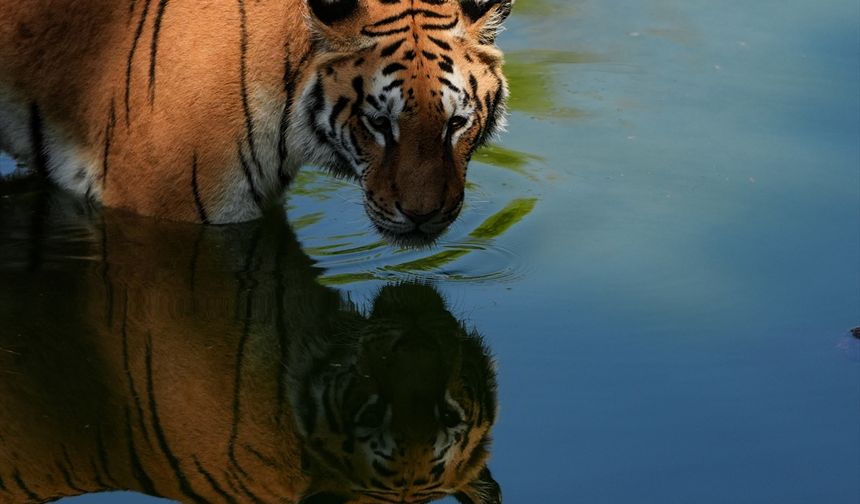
[396,202,441,225]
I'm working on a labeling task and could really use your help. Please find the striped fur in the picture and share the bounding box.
[0,188,500,504]
[0,0,513,243]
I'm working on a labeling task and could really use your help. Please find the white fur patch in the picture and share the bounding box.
[0,87,101,198]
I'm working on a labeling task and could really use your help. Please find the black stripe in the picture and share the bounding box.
[148,0,169,103]
[438,60,454,73]
[421,17,459,30]
[278,42,313,186]
[90,458,109,490]
[28,102,49,177]
[482,86,504,141]
[430,461,445,480]
[428,36,451,51]
[459,426,473,451]
[145,336,210,504]
[243,444,280,469]
[366,94,381,110]
[225,470,267,504]
[438,77,460,93]
[12,470,40,501]
[238,0,264,176]
[308,79,327,143]
[95,427,120,487]
[193,457,238,504]
[222,472,243,499]
[273,231,290,427]
[227,228,262,486]
[125,0,154,125]
[382,79,404,92]
[367,8,446,28]
[348,129,364,158]
[361,25,409,37]
[421,50,438,60]
[237,143,263,207]
[191,154,210,223]
[98,213,115,327]
[380,38,405,57]
[0,471,7,492]
[277,46,297,187]
[403,49,416,60]
[469,74,480,108]
[121,292,154,449]
[125,407,158,495]
[58,461,87,494]
[329,96,350,129]
[351,76,365,115]
[59,445,87,493]
[102,99,116,188]
[382,62,407,75]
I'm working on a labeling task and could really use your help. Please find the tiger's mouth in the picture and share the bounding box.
[363,193,463,247]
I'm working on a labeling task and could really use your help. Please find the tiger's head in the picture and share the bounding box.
[291,284,499,504]
[297,0,513,245]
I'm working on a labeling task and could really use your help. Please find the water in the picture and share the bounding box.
[2,0,859,502]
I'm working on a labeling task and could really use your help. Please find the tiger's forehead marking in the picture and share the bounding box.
[355,1,477,123]
[360,1,464,38]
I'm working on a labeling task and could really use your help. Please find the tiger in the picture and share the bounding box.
[0,186,501,504]
[0,0,513,244]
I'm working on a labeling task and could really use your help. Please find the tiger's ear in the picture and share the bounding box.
[307,0,370,51]
[454,466,502,504]
[460,0,514,44]
[307,0,359,26]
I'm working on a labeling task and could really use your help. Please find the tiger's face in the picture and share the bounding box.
[292,285,499,504]
[298,0,512,245]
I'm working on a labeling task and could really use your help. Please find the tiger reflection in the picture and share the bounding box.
[0,188,500,504]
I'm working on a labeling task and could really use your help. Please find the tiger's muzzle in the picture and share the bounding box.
[364,191,464,246]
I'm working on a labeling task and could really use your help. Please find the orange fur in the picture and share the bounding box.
[0,0,512,243]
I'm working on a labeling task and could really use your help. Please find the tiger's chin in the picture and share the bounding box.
[375,225,444,248]
[367,209,458,248]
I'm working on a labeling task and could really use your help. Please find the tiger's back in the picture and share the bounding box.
[0,0,513,243]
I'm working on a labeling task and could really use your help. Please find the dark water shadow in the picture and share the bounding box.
[0,185,500,504]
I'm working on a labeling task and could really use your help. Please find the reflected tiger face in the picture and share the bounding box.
[299,0,512,245]
[292,285,499,504]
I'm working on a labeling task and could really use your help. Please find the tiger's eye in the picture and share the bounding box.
[356,402,386,428]
[440,407,462,428]
[448,115,468,131]
[368,115,391,132]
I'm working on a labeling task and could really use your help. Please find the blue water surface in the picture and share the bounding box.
[2,0,857,503]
